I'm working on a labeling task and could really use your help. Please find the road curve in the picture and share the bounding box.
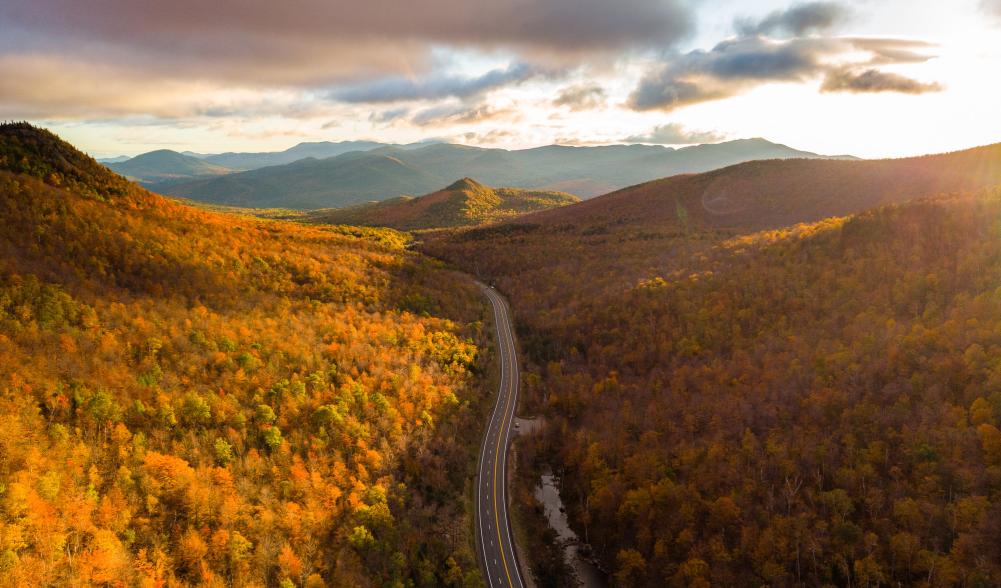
[477,284,525,588]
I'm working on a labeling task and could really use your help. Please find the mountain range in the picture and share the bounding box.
[186,140,397,170]
[149,138,850,209]
[101,140,438,186]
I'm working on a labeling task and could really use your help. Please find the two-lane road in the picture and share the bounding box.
[477,284,525,588]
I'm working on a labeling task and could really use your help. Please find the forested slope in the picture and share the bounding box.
[431,142,1001,318]
[309,178,578,231]
[424,146,1001,586]
[526,141,1001,231]
[0,123,488,587]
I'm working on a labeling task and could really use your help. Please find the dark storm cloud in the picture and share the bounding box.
[624,123,725,145]
[701,37,825,79]
[333,63,547,104]
[630,2,941,113]
[0,0,693,83]
[821,68,943,94]
[0,0,694,117]
[630,36,838,110]
[737,1,849,37]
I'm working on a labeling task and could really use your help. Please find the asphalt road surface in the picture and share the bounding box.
[477,284,525,588]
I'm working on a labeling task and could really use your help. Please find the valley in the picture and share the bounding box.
[8,120,1001,586]
[424,145,1001,586]
[8,2,1001,586]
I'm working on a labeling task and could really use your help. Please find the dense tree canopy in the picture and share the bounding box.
[426,189,1001,586]
[0,123,490,586]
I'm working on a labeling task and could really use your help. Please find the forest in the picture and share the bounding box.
[0,123,490,587]
[7,120,1001,587]
[7,1,1001,586]
[426,172,1001,585]
[308,178,579,232]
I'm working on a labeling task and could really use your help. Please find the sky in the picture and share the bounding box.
[2,0,1000,158]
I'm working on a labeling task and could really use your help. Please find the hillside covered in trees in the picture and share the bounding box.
[309,178,578,231]
[425,147,1001,586]
[0,123,490,586]
[430,143,1001,314]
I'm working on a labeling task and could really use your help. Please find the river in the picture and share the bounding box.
[534,471,608,588]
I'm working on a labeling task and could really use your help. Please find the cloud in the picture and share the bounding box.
[630,36,836,110]
[552,84,607,110]
[703,37,826,80]
[0,0,696,119]
[0,55,229,119]
[982,0,1001,19]
[821,68,943,94]
[0,0,693,86]
[411,104,516,127]
[629,2,941,112]
[368,108,412,125]
[624,123,725,145]
[119,0,689,51]
[630,34,940,111]
[852,38,941,65]
[737,2,849,37]
[458,129,520,145]
[332,63,547,104]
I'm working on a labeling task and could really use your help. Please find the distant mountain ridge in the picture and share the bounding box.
[105,140,445,186]
[518,141,1001,232]
[309,177,579,230]
[108,149,231,184]
[196,140,388,170]
[97,155,131,164]
[157,138,848,209]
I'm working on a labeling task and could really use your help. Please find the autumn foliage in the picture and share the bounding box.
[0,123,489,586]
[309,177,578,232]
[426,146,1001,586]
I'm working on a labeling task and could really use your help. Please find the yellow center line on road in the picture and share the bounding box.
[479,285,522,588]
[492,290,515,587]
